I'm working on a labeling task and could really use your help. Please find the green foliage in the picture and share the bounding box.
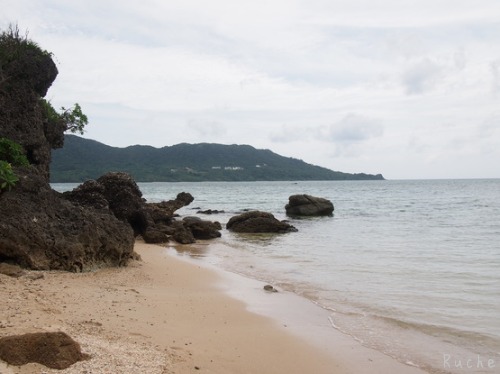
[60,103,88,135]
[40,99,88,135]
[0,137,29,192]
[0,160,18,191]
[40,98,60,124]
[0,137,29,166]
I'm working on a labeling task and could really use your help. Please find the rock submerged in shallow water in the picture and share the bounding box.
[285,194,334,216]
[226,211,297,233]
[183,217,222,240]
[197,209,225,215]
[0,332,88,369]
[263,284,278,292]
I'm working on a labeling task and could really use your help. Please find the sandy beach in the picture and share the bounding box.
[0,241,429,374]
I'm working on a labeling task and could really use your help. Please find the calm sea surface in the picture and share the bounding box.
[52,179,500,373]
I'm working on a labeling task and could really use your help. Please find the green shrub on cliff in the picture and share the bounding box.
[0,137,29,166]
[0,137,29,192]
[60,103,88,135]
[40,99,88,135]
[0,161,18,191]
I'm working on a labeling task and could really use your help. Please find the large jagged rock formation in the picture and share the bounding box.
[0,168,134,271]
[0,38,63,179]
[0,32,135,271]
[63,172,221,245]
[0,32,221,271]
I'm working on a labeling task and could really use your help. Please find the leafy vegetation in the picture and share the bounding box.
[0,137,30,192]
[0,161,18,191]
[0,137,29,166]
[60,103,88,135]
[40,99,88,135]
[51,135,385,182]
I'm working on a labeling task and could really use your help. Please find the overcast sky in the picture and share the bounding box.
[2,0,500,179]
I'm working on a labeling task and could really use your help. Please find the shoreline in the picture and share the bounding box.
[1,240,428,373]
[167,242,431,374]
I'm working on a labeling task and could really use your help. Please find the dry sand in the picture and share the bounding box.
[0,241,429,374]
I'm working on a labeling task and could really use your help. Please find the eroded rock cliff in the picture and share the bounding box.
[0,29,135,271]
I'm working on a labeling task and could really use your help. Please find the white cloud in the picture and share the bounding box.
[402,59,443,94]
[2,0,500,178]
[187,118,227,139]
[322,114,384,143]
[490,60,500,94]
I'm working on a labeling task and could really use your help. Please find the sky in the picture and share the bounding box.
[2,0,500,179]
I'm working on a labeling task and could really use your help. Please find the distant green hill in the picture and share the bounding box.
[50,135,384,182]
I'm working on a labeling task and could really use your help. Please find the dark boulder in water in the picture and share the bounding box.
[285,194,334,216]
[183,216,222,240]
[197,209,225,215]
[226,211,297,233]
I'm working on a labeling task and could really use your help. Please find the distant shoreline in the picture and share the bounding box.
[50,135,384,183]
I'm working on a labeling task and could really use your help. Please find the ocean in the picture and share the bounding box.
[52,179,500,373]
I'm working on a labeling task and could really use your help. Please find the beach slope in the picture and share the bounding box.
[0,241,427,373]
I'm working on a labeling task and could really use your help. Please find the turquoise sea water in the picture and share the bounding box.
[52,179,500,373]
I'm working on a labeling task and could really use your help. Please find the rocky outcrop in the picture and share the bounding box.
[0,38,62,180]
[285,194,334,216]
[0,168,134,271]
[64,173,146,234]
[62,179,109,210]
[96,172,145,222]
[0,32,219,272]
[141,197,222,243]
[0,332,87,369]
[226,211,297,233]
[63,173,221,245]
[0,36,135,271]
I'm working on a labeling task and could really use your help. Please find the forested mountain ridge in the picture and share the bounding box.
[50,135,384,182]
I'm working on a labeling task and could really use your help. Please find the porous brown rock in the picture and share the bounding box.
[0,168,134,271]
[0,262,26,278]
[0,332,88,369]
